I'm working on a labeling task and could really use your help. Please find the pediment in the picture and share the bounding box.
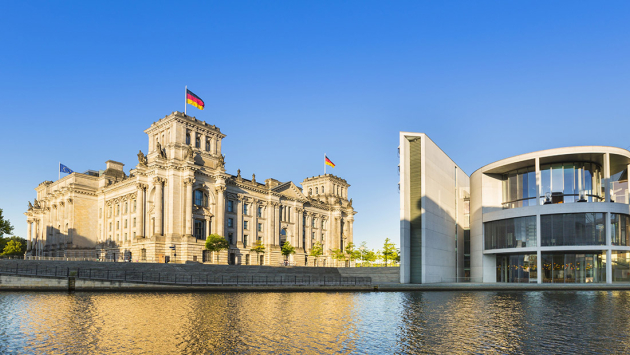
[272,181,307,201]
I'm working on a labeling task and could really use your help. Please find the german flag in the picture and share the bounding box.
[325,155,335,168]
[186,89,205,110]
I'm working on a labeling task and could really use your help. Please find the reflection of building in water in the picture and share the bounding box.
[24,111,355,265]
[400,132,630,284]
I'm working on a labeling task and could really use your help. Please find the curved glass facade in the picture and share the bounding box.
[540,213,606,246]
[542,252,606,283]
[540,162,602,204]
[502,167,537,209]
[484,216,537,250]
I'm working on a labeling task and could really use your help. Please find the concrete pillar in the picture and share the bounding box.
[537,250,542,284]
[606,249,613,284]
[185,178,194,236]
[604,153,611,203]
[154,178,163,236]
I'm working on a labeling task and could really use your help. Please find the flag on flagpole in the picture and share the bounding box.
[60,163,74,174]
[325,155,335,168]
[186,89,205,110]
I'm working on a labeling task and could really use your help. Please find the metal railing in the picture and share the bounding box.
[0,263,70,277]
[76,269,372,286]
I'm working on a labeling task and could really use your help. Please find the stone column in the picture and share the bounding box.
[154,177,163,236]
[67,198,74,243]
[274,203,280,245]
[27,221,32,251]
[184,178,195,236]
[216,180,226,236]
[236,196,243,247]
[137,183,146,237]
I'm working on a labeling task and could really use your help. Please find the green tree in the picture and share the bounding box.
[205,234,229,264]
[0,236,26,256]
[381,238,397,267]
[309,241,323,266]
[250,240,265,265]
[2,239,23,255]
[0,209,14,237]
[363,249,377,265]
[345,242,361,266]
[281,241,296,261]
[331,248,346,266]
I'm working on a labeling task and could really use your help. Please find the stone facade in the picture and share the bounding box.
[24,111,356,266]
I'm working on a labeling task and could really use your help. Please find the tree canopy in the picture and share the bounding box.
[381,238,397,267]
[0,236,26,256]
[309,241,323,258]
[205,234,229,253]
[0,209,14,237]
[2,239,23,255]
[281,241,296,259]
[251,240,265,255]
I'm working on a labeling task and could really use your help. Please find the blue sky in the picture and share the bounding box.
[1,1,630,250]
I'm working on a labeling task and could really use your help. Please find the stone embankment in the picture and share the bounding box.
[0,260,400,292]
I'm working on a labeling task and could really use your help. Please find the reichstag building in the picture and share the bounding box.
[24,111,356,266]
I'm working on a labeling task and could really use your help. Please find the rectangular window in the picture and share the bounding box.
[133,200,137,212]
[228,232,234,244]
[258,223,263,232]
[133,218,136,227]
[312,231,315,240]
[312,218,317,228]
[228,218,234,228]
[109,222,112,231]
[244,221,249,230]
[244,235,248,247]
[243,204,249,215]
[194,219,206,240]
[99,208,102,218]
[116,221,120,230]
[228,200,234,212]
[133,232,136,238]
[124,232,127,241]
[258,206,263,217]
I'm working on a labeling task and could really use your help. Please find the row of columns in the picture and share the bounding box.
[188,130,221,155]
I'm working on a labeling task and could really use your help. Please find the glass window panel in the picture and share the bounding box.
[565,254,576,283]
[528,170,537,204]
[611,214,620,245]
[612,251,630,282]
[508,172,517,204]
[543,253,553,283]
[541,215,552,246]
[553,254,565,283]
[563,164,574,196]
[541,165,551,204]
[552,164,564,193]
[595,213,606,245]
[575,213,585,246]
[575,254,585,283]
[563,214,575,246]
[552,214,563,246]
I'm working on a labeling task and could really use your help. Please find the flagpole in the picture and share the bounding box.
[184,85,187,116]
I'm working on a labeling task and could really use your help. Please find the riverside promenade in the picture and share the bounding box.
[2,260,630,292]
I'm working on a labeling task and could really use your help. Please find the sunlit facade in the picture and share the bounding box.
[23,111,356,265]
[400,133,630,284]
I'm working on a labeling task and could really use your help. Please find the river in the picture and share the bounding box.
[0,291,628,354]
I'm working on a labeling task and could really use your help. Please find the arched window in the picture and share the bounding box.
[309,188,312,195]
[186,132,191,145]
[280,228,287,247]
[206,138,211,151]
[194,190,208,207]
[315,187,319,194]
[195,135,200,148]
[321,186,324,194]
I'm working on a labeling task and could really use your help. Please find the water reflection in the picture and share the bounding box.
[0,291,630,354]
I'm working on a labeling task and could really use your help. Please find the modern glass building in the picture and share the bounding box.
[400,133,630,284]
